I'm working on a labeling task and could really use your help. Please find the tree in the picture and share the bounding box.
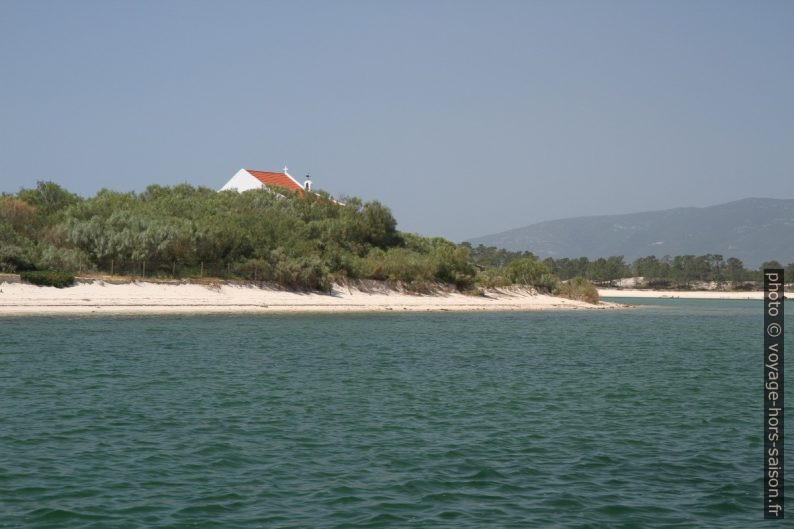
[505,258,555,290]
[350,201,401,249]
[0,196,36,237]
[467,244,536,268]
[18,181,80,218]
[760,260,783,271]
[589,258,609,282]
[705,254,725,283]
[725,257,746,284]
[785,263,794,284]
[633,256,661,279]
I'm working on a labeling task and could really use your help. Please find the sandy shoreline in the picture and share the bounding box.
[0,280,624,315]
[599,288,764,300]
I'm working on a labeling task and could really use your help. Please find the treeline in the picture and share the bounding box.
[466,243,792,288]
[3,182,573,293]
[0,182,481,290]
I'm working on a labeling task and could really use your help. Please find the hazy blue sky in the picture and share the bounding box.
[1,1,792,240]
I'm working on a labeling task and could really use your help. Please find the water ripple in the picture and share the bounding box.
[0,304,782,527]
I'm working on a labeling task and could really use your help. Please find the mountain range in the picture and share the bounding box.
[467,198,794,268]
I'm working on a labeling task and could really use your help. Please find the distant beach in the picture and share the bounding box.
[599,288,764,300]
[0,280,625,315]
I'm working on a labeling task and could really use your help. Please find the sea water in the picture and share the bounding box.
[0,299,784,528]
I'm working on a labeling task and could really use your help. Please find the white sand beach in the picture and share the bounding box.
[599,288,764,300]
[0,279,625,315]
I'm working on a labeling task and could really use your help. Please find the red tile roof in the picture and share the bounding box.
[246,169,303,193]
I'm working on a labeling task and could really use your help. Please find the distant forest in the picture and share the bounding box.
[1,182,785,292]
[465,243,791,288]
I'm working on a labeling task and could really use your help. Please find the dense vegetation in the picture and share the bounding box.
[0,182,551,294]
[0,182,487,291]
[465,243,791,288]
[542,254,791,288]
[19,270,75,288]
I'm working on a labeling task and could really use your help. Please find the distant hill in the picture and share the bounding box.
[467,198,794,268]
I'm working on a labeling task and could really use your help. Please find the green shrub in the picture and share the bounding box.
[554,277,599,304]
[505,257,557,290]
[0,244,37,273]
[20,270,76,288]
[269,252,332,291]
[382,248,435,283]
[36,246,91,272]
[347,245,476,290]
[232,258,273,281]
[475,268,511,288]
[432,245,475,289]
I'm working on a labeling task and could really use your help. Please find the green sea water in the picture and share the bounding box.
[0,299,785,528]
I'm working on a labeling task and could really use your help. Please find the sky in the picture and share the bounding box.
[1,1,792,241]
